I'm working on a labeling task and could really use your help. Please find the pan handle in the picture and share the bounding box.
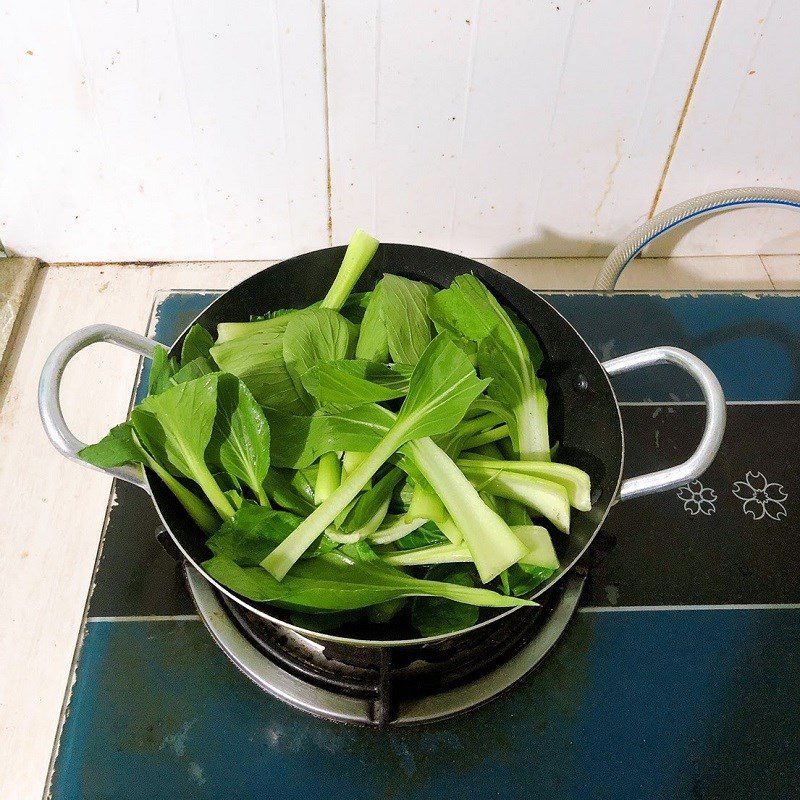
[602,346,726,501]
[38,324,158,490]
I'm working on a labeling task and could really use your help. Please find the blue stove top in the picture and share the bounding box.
[49,291,800,800]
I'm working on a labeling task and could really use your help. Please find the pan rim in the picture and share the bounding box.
[148,243,624,648]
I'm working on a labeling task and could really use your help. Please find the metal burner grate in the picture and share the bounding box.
[186,564,586,726]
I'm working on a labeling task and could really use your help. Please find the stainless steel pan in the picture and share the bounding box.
[39,243,725,648]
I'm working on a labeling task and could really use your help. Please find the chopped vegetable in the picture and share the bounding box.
[405,480,448,524]
[210,316,305,412]
[79,421,219,534]
[460,462,571,533]
[301,360,411,412]
[131,374,236,520]
[203,551,534,612]
[147,344,179,396]
[79,230,593,638]
[404,437,527,582]
[181,324,215,364]
[260,335,490,579]
[379,274,435,365]
[428,274,550,460]
[457,458,591,511]
[320,228,379,311]
[381,542,472,567]
[206,373,271,507]
[411,564,481,636]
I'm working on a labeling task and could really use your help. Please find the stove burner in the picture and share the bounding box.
[186,564,586,726]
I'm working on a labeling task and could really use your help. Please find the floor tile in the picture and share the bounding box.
[760,255,800,290]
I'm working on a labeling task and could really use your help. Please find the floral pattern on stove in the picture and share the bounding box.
[677,480,717,516]
[732,471,788,521]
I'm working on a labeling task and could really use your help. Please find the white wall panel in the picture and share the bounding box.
[0,1,329,262]
[326,0,716,257]
[653,0,800,256]
[2,0,796,262]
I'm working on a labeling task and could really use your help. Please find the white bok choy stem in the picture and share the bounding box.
[457,458,591,511]
[460,463,571,533]
[261,422,409,580]
[262,335,492,580]
[311,231,380,504]
[404,437,527,583]
[321,229,379,311]
[382,542,472,567]
[382,524,558,570]
[369,516,428,545]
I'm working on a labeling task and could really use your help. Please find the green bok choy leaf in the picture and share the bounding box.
[428,274,550,460]
[205,550,534,612]
[260,335,489,579]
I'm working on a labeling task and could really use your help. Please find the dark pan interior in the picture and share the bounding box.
[150,244,623,641]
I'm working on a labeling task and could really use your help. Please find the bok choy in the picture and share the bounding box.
[78,229,593,637]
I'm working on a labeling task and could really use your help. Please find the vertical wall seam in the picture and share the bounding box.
[647,0,724,219]
[321,0,334,245]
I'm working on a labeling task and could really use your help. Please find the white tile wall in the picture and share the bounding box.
[325,0,716,257]
[0,0,797,262]
[0,1,329,262]
[651,0,800,256]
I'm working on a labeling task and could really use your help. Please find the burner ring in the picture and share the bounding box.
[185,564,585,726]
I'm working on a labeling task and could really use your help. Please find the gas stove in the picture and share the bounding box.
[47,290,800,800]
[185,557,585,726]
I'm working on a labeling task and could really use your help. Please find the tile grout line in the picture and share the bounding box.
[759,254,778,289]
[84,606,800,622]
[647,0,724,219]
[580,603,800,614]
[88,615,200,623]
[45,255,791,267]
[321,0,334,246]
